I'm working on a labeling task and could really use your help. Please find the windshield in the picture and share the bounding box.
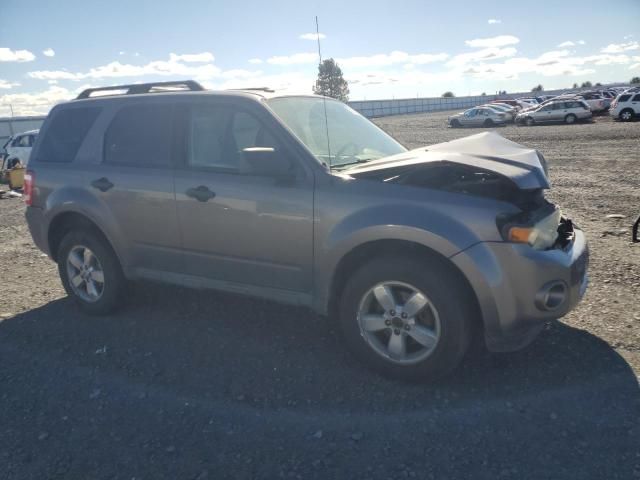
[266,96,406,168]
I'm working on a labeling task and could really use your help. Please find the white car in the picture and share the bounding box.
[448,107,509,127]
[482,103,516,120]
[610,92,640,121]
[2,130,38,167]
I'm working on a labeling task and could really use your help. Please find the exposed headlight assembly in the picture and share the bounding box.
[500,208,562,250]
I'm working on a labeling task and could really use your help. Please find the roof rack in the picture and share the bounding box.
[76,80,205,99]
[228,87,275,93]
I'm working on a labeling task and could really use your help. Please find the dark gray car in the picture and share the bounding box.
[24,80,589,381]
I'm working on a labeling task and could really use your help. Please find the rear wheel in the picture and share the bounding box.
[565,114,577,124]
[619,109,634,122]
[483,119,494,127]
[338,255,472,381]
[58,230,126,315]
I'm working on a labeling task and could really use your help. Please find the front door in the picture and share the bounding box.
[173,100,314,294]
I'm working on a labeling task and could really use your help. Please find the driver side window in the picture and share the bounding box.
[188,105,279,171]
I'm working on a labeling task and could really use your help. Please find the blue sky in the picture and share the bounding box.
[1,0,639,116]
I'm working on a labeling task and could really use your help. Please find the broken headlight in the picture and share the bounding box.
[500,207,562,250]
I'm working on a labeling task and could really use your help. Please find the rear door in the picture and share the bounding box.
[85,101,182,274]
[173,98,314,294]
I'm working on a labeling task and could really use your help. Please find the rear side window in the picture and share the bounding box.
[34,107,101,163]
[104,104,172,167]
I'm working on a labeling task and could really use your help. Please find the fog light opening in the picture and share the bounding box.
[535,281,567,311]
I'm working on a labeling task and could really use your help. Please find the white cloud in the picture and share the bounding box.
[338,51,449,68]
[119,51,125,55]
[43,48,55,57]
[601,41,639,53]
[465,35,519,48]
[447,47,517,67]
[266,52,317,65]
[487,19,501,24]
[0,79,20,89]
[577,40,586,45]
[0,47,36,62]
[299,33,326,40]
[248,58,263,64]
[0,85,75,116]
[28,54,222,81]
[558,41,575,48]
[169,52,214,63]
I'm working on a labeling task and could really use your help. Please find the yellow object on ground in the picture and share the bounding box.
[8,167,25,189]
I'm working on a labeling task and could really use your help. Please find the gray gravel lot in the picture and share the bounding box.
[1,110,639,479]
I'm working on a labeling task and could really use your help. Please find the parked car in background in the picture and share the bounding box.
[482,103,517,121]
[610,92,640,121]
[24,80,589,381]
[577,92,608,112]
[2,129,39,167]
[516,99,592,125]
[448,107,509,127]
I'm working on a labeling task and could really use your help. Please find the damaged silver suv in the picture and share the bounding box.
[25,80,588,381]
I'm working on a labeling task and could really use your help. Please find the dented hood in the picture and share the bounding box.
[346,131,550,190]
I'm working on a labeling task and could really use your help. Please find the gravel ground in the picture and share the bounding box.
[0,111,639,479]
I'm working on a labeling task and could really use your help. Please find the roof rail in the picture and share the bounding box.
[76,80,205,99]
[228,87,275,93]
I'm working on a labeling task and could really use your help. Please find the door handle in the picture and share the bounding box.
[91,177,114,192]
[186,185,216,202]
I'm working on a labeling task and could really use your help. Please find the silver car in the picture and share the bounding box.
[24,80,589,381]
[448,107,508,127]
[517,100,592,125]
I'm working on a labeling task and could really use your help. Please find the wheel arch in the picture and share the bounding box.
[47,211,122,267]
[326,239,484,336]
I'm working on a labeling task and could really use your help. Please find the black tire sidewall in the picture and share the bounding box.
[565,114,576,124]
[338,256,472,381]
[57,230,125,315]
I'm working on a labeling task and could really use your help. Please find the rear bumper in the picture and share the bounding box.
[451,229,589,352]
[25,206,50,256]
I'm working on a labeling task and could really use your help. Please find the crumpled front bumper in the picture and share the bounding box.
[451,228,589,352]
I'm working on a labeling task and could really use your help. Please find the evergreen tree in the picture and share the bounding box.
[313,58,349,102]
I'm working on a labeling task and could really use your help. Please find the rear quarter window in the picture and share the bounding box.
[34,107,101,163]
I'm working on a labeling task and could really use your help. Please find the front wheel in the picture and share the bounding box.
[338,256,472,381]
[450,119,461,128]
[619,109,634,122]
[526,116,535,126]
[483,119,494,127]
[565,114,577,124]
[57,230,126,315]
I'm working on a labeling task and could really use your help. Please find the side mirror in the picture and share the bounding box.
[240,147,292,177]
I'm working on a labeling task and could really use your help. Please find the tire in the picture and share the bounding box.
[483,119,494,127]
[564,114,577,125]
[526,117,535,126]
[57,229,126,315]
[450,119,461,128]
[619,109,634,122]
[338,255,473,382]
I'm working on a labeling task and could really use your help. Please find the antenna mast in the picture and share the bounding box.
[315,15,332,169]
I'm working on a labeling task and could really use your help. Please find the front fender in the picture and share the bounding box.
[313,203,489,314]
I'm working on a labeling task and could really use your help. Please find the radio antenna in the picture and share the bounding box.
[315,15,332,169]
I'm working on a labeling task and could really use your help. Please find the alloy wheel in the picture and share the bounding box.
[357,281,441,365]
[66,245,105,302]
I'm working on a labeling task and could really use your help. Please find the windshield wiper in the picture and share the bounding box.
[332,157,378,170]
